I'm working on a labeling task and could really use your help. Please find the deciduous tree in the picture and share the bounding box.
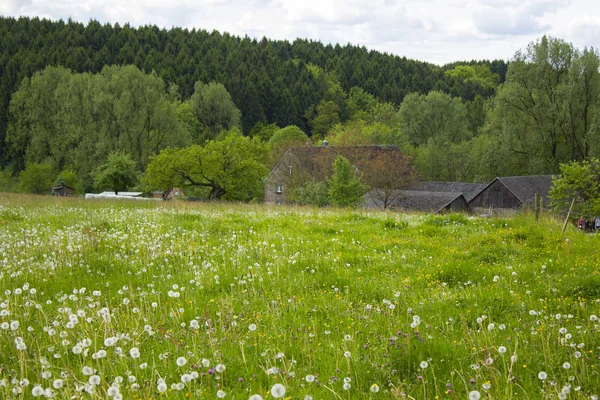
[549,158,600,216]
[145,134,267,201]
[328,155,369,208]
[93,152,139,194]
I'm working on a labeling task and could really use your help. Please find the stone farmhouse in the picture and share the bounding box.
[265,145,554,213]
[264,145,417,205]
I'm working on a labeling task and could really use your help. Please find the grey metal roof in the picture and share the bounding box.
[411,181,488,202]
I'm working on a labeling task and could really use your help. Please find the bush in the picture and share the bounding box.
[19,163,55,194]
[294,180,329,207]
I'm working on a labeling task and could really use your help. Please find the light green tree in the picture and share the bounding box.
[6,65,189,177]
[399,91,470,147]
[18,163,55,194]
[328,156,369,208]
[93,152,139,195]
[487,36,600,175]
[55,169,81,193]
[145,134,267,201]
[190,81,242,141]
[549,158,600,216]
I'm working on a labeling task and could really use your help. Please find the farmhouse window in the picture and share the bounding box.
[276,184,283,194]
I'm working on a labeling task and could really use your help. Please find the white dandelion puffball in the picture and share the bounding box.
[370,383,380,393]
[420,361,429,369]
[270,383,286,399]
[538,371,548,380]
[217,390,226,398]
[498,346,507,354]
[216,363,226,373]
[249,323,257,331]
[31,386,44,397]
[176,357,187,367]
[129,347,140,359]
[469,391,481,400]
[305,374,315,383]
[249,395,263,400]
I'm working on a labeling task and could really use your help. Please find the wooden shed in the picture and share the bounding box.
[51,184,75,197]
[468,175,554,213]
[165,187,185,200]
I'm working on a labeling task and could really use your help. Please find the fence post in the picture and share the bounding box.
[562,198,575,233]
[535,193,540,221]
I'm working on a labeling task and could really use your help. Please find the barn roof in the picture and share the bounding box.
[469,175,554,205]
[412,181,487,202]
[52,184,75,191]
[264,145,401,183]
[390,191,467,213]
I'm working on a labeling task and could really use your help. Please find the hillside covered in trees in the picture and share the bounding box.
[1,16,599,200]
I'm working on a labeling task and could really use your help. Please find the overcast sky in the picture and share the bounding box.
[1,0,598,65]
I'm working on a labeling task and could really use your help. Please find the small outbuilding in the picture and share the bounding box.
[468,175,554,213]
[51,184,75,197]
[165,187,185,200]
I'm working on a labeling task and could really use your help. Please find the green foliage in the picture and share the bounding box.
[293,180,329,207]
[445,64,500,89]
[268,125,308,148]
[0,167,16,192]
[145,134,268,201]
[6,65,189,178]
[55,169,81,194]
[305,100,341,138]
[176,102,204,143]
[488,36,600,175]
[328,156,369,207]
[18,163,55,194]
[399,91,471,147]
[93,152,139,194]
[190,81,242,141]
[249,122,280,142]
[549,158,600,216]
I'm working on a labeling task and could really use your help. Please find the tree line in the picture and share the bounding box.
[0,16,504,167]
[1,17,599,207]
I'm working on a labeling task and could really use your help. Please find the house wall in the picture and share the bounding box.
[264,152,294,204]
[469,180,522,209]
[52,187,75,196]
[446,197,468,212]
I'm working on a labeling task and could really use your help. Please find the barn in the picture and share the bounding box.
[468,175,554,213]
[51,184,75,197]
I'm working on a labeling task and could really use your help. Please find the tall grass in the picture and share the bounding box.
[0,193,599,399]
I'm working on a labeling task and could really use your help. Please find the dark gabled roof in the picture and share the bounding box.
[390,191,467,213]
[469,175,554,205]
[264,145,402,183]
[412,181,487,202]
[52,184,75,191]
[497,175,554,204]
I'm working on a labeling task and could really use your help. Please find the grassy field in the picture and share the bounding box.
[1,193,599,399]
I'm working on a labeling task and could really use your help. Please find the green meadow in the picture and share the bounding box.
[1,194,599,399]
